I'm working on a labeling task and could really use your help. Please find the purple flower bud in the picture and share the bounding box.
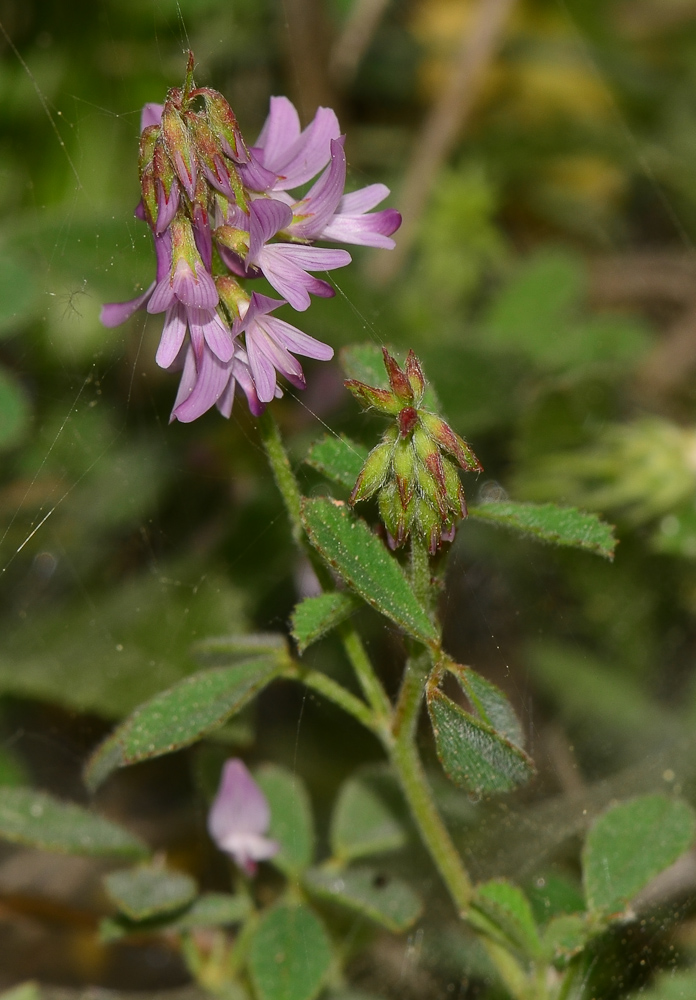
[208,759,279,877]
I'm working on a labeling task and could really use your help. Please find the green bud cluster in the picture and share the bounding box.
[346,349,482,554]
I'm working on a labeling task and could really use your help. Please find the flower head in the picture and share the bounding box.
[347,350,482,553]
[208,759,279,876]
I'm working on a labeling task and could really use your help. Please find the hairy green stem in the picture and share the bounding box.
[257,409,303,545]
[289,665,377,731]
[338,623,393,730]
[410,534,434,612]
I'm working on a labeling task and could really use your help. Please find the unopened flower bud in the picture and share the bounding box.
[383,348,413,404]
[378,480,403,546]
[161,102,197,200]
[415,497,442,556]
[152,138,180,234]
[442,458,467,517]
[216,275,249,323]
[416,459,447,518]
[215,225,250,257]
[392,438,416,508]
[194,87,248,163]
[349,437,395,505]
[344,379,401,415]
[419,411,482,472]
[405,350,425,405]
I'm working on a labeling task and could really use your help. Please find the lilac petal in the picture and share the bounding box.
[256,244,350,310]
[172,149,197,201]
[156,302,187,368]
[256,96,301,170]
[276,107,341,190]
[320,209,401,248]
[246,329,280,402]
[134,200,147,221]
[174,347,231,423]
[100,283,154,327]
[271,243,352,270]
[154,229,173,282]
[339,183,390,215]
[216,373,237,418]
[248,199,294,259]
[240,150,278,193]
[290,137,346,238]
[255,327,306,388]
[305,276,335,298]
[169,345,199,422]
[141,103,164,132]
[261,315,334,360]
[218,832,279,874]
[147,277,176,314]
[171,259,219,309]
[240,292,287,327]
[193,212,213,272]
[234,352,266,416]
[208,759,272,842]
[190,307,235,363]
[155,180,180,235]
[217,245,249,278]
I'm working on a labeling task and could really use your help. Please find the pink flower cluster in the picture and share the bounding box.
[101,60,400,422]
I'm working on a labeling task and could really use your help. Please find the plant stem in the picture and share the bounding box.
[289,665,377,731]
[257,409,303,545]
[410,534,434,612]
[391,652,473,914]
[338,622,393,730]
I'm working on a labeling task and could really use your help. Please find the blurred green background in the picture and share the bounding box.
[3,0,696,994]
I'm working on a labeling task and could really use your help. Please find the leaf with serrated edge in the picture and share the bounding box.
[449,664,525,749]
[305,435,368,489]
[85,657,280,791]
[249,903,332,1000]
[583,794,696,916]
[100,892,250,942]
[304,866,422,933]
[427,689,534,795]
[0,788,148,858]
[470,879,542,960]
[104,866,197,921]
[331,774,406,862]
[301,499,438,645]
[469,502,616,559]
[255,765,314,876]
[291,592,360,654]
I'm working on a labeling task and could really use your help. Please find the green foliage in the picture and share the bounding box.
[103,865,198,920]
[583,794,696,916]
[255,765,315,877]
[305,435,368,489]
[85,657,281,790]
[0,787,148,858]
[449,663,525,749]
[101,892,250,942]
[248,904,332,1000]
[627,969,696,1000]
[468,501,617,559]
[304,866,422,933]
[301,498,438,644]
[291,592,360,653]
[330,770,407,862]
[427,688,535,795]
[541,914,589,965]
[0,985,40,1000]
[470,879,541,961]
[0,366,30,451]
[0,251,41,335]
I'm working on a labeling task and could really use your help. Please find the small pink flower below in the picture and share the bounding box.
[207,758,279,876]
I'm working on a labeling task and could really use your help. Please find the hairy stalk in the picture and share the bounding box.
[410,533,434,612]
[289,664,377,731]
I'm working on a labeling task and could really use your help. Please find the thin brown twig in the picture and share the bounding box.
[281,0,338,122]
[329,0,392,88]
[371,0,517,284]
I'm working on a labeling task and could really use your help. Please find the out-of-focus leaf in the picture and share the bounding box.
[0,366,30,451]
[0,569,247,718]
[0,984,40,1000]
[469,879,542,960]
[100,891,250,942]
[249,904,332,1000]
[526,872,585,926]
[104,865,198,920]
[0,747,29,787]
[427,688,534,795]
[331,772,407,862]
[449,663,525,748]
[255,765,314,877]
[305,435,368,489]
[291,592,360,653]
[192,633,287,662]
[542,913,589,964]
[469,501,616,559]
[583,794,696,916]
[85,657,281,790]
[301,498,438,645]
[0,252,41,335]
[626,969,696,999]
[304,866,422,933]
[0,788,148,858]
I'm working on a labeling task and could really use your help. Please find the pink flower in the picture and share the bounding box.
[207,759,279,876]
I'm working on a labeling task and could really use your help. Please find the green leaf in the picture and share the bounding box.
[427,688,535,795]
[100,891,250,942]
[104,865,198,920]
[291,592,360,653]
[305,434,368,489]
[542,913,589,964]
[449,664,525,748]
[331,772,407,862]
[304,866,422,933]
[0,366,30,451]
[583,794,696,916]
[301,498,438,645]
[526,873,586,926]
[0,984,40,1000]
[626,969,696,1000]
[470,879,542,960]
[85,657,280,791]
[0,788,148,859]
[255,765,314,876]
[469,501,616,559]
[248,903,332,1000]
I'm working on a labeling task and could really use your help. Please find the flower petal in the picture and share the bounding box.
[276,107,341,189]
[339,183,390,215]
[208,759,272,842]
[290,137,346,238]
[320,209,401,248]
[173,347,231,423]
[156,302,187,367]
[140,103,164,132]
[256,96,301,171]
[100,282,154,327]
[248,199,294,259]
[171,259,219,309]
[260,315,334,361]
[246,327,280,402]
[190,307,235,363]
